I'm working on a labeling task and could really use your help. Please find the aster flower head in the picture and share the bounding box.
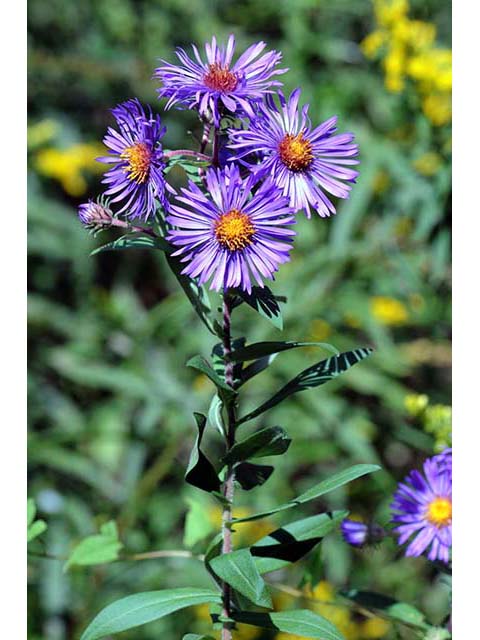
[166,165,296,293]
[229,88,359,218]
[97,99,168,220]
[391,453,452,564]
[341,519,385,548]
[154,35,287,127]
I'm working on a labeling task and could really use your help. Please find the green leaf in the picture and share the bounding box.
[183,635,216,640]
[183,497,216,548]
[238,348,373,425]
[240,353,278,385]
[233,464,380,523]
[167,254,216,335]
[27,519,48,543]
[231,609,344,640]
[235,462,274,491]
[65,520,123,570]
[91,233,170,256]
[208,394,225,436]
[80,588,222,640]
[27,497,48,543]
[27,498,36,527]
[187,356,235,395]
[230,341,338,362]
[210,549,273,609]
[185,413,221,494]
[251,511,348,574]
[222,426,291,465]
[237,286,284,330]
[341,590,428,630]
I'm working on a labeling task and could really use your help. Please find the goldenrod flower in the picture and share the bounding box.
[370,296,409,326]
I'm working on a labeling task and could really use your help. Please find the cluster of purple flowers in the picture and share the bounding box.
[80,35,358,293]
[341,448,452,565]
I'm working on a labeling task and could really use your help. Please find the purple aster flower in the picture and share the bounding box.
[391,454,452,564]
[166,165,296,293]
[341,519,385,548]
[228,89,359,218]
[97,99,168,220]
[433,447,452,476]
[154,35,287,127]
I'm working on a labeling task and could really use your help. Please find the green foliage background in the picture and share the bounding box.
[28,1,451,639]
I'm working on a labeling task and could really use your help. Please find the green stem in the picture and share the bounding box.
[221,289,236,640]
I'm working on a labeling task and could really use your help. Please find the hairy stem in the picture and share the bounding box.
[163,149,211,162]
[221,289,236,640]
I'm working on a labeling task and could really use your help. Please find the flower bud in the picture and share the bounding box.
[341,518,386,548]
[78,199,113,231]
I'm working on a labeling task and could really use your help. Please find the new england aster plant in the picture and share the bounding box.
[74,35,450,640]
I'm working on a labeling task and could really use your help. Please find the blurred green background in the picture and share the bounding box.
[27,1,451,639]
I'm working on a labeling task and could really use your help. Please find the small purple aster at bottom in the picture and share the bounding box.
[97,99,169,220]
[166,165,296,293]
[229,88,359,219]
[341,519,385,548]
[154,34,287,127]
[391,454,452,564]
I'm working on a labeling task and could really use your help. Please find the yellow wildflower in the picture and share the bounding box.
[361,616,391,638]
[422,94,451,126]
[34,142,104,196]
[307,582,360,640]
[374,0,409,28]
[361,30,386,58]
[370,296,409,326]
[412,152,442,176]
[405,393,429,416]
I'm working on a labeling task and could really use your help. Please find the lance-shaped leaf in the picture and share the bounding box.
[233,464,380,523]
[80,588,222,640]
[167,254,216,336]
[187,356,235,396]
[251,510,348,574]
[235,462,274,491]
[91,233,170,256]
[230,341,338,362]
[210,549,273,609]
[185,413,221,493]
[340,590,429,631]
[241,353,278,385]
[222,426,291,465]
[231,609,344,640]
[237,286,284,330]
[65,521,123,570]
[238,348,373,425]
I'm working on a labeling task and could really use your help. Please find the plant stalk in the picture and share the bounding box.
[221,289,236,640]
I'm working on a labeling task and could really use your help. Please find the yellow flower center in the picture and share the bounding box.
[120,142,152,183]
[278,132,314,172]
[215,209,255,251]
[203,63,238,92]
[426,497,452,527]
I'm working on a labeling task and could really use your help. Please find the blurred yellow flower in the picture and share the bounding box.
[306,582,360,640]
[422,94,452,126]
[344,313,362,329]
[363,0,451,126]
[192,605,261,640]
[361,30,386,58]
[372,169,390,195]
[370,296,409,325]
[207,505,272,546]
[309,319,332,341]
[405,393,429,416]
[34,142,104,196]
[193,374,210,393]
[412,152,442,176]
[361,616,391,638]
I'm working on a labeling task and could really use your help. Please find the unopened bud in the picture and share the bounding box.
[341,518,385,548]
[78,199,113,231]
